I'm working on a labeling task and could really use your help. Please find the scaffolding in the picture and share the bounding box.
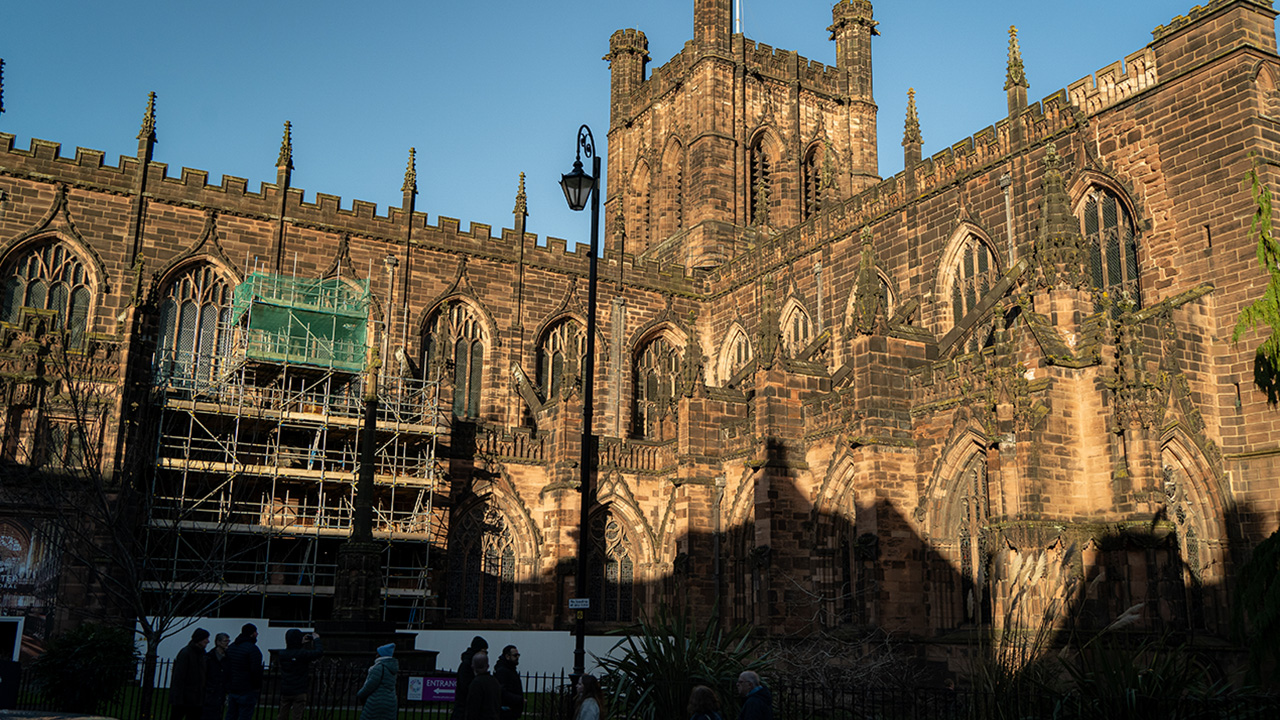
[148,271,448,627]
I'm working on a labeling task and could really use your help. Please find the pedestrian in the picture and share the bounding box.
[687,685,722,720]
[451,636,488,720]
[573,674,603,720]
[493,645,523,720]
[356,643,399,720]
[464,652,502,720]
[224,623,264,720]
[202,633,230,720]
[170,628,210,720]
[277,630,323,720]
[735,672,771,720]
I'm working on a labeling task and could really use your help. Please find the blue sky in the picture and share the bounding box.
[0,0,1201,251]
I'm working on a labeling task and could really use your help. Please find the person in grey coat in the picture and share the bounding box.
[356,643,399,720]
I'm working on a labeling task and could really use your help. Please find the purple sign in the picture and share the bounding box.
[408,676,456,702]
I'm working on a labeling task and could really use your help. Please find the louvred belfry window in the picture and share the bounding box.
[1082,189,1141,308]
[0,241,92,346]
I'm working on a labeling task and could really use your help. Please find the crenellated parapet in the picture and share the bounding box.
[1066,48,1158,118]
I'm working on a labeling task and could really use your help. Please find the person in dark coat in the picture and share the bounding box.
[464,652,502,720]
[735,672,772,720]
[356,643,400,720]
[170,628,210,720]
[202,633,230,720]
[451,636,488,720]
[224,623,264,720]
[492,645,523,720]
[277,629,323,720]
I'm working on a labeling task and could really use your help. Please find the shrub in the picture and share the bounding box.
[28,622,138,713]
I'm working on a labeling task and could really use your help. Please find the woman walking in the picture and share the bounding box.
[573,674,604,720]
[687,686,722,720]
[356,644,399,720]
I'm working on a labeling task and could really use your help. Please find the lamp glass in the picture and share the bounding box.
[560,166,595,212]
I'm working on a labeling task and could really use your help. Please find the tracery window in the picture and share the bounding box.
[1081,188,1140,307]
[0,241,92,346]
[537,318,584,400]
[156,265,233,382]
[749,135,773,226]
[947,235,998,352]
[633,336,680,439]
[423,300,487,419]
[783,303,813,356]
[954,454,991,627]
[446,502,516,621]
[720,327,753,382]
[586,510,634,623]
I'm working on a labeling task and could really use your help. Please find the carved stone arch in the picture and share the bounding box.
[725,464,761,530]
[534,277,605,348]
[920,423,991,535]
[716,321,753,384]
[630,320,686,439]
[780,296,815,356]
[153,211,243,295]
[592,488,657,567]
[840,268,896,329]
[321,233,361,284]
[415,258,501,347]
[585,500,645,621]
[628,317,688,358]
[1159,427,1231,581]
[458,483,544,568]
[532,311,586,400]
[934,222,1002,307]
[1068,170,1144,226]
[0,183,110,295]
[747,125,785,227]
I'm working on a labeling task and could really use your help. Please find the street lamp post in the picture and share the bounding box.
[561,124,600,680]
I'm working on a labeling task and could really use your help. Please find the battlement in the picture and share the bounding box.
[738,38,841,92]
[1067,48,1158,117]
[1153,0,1274,41]
[609,28,649,56]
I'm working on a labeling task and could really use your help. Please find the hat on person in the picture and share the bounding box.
[471,635,488,650]
[377,643,396,657]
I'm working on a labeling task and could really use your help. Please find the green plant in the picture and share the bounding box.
[27,622,138,713]
[1232,528,1280,687]
[1232,159,1280,373]
[595,604,769,720]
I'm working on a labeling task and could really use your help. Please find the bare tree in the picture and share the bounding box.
[0,319,277,720]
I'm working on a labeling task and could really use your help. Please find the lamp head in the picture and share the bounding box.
[560,157,594,212]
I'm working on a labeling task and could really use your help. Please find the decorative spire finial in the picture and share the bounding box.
[1005,26,1028,91]
[0,59,5,115]
[138,91,156,141]
[402,147,417,194]
[903,88,922,146]
[277,121,293,170]
[514,172,527,216]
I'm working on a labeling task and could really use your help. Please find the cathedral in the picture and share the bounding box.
[2,0,1280,667]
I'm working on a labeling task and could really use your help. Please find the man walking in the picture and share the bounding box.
[736,672,772,720]
[170,628,210,720]
[451,636,488,720]
[277,630,323,720]
[202,633,230,720]
[464,652,502,720]
[493,645,523,720]
[224,624,264,720]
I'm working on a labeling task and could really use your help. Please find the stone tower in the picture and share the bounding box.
[604,0,881,269]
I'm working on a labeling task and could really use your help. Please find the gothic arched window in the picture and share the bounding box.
[719,326,753,383]
[946,235,998,353]
[423,301,487,419]
[446,502,516,621]
[1081,188,1140,307]
[0,241,92,346]
[587,510,634,622]
[537,318,584,400]
[156,265,233,382]
[803,144,823,221]
[633,336,680,438]
[955,454,991,627]
[749,135,773,226]
[782,302,813,356]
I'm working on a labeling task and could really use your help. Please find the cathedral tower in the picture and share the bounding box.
[605,0,881,269]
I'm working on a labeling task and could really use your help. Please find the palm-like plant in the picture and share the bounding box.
[595,604,770,720]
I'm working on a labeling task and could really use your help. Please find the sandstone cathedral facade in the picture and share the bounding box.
[2,0,1279,665]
